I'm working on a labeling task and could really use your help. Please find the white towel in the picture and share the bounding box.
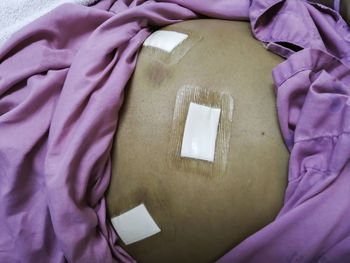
[0,0,98,48]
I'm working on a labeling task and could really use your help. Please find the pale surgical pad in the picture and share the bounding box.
[168,85,234,177]
[143,30,188,53]
[111,204,161,245]
[142,29,201,65]
[181,103,221,162]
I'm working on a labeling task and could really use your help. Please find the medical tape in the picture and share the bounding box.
[168,85,234,177]
[181,102,221,162]
[111,204,161,245]
[143,30,188,53]
[142,29,202,65]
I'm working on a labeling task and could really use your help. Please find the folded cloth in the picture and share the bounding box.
[0,0,99,47]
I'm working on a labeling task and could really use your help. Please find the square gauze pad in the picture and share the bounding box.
[111,204,161,245]
[180,102,221,162]
[143,30,188,53]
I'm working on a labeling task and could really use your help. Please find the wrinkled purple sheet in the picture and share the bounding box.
[1,0,350,262]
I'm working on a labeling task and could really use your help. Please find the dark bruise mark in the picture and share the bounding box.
[261,131,265,136]
[133,186,149,205]
[146,62,170,86]
[132,179,173,218]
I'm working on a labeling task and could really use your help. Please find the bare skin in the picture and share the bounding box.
[106,19,289,263]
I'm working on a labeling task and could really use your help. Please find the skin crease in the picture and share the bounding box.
[106,19,290,263]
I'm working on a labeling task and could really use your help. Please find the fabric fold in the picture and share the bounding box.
[250,0,350,62]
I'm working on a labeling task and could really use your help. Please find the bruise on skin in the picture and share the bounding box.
[146,62,170,86]
[132,183,172,215]
[133,186,150,205]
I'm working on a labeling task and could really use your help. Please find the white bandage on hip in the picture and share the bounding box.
[111,204,161,245]
[143,30,188,53]
[181,103,221,162]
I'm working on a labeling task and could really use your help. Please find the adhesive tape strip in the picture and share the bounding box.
[143,30,188,53]
[181,102,221,162]
[141,29,201,65]
[168,85,234,177]
[111,204,161,245]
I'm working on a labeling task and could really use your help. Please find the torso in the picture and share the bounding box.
[106,19,289,263]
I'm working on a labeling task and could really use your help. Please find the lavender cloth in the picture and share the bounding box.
[0,0,350,262]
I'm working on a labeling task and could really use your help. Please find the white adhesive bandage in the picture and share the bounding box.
[143,30,188,53]
[181,103,221,162]
[111,204,161,245]
[168,85,234,177]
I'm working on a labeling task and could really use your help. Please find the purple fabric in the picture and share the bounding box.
[1,0,350,262]
[334,0,341,13]
[250,0,350,61]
